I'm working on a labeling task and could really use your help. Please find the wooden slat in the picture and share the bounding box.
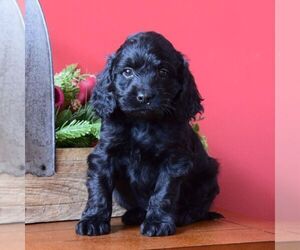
[26,202,124,223]
[55,148,92,161]
[25,148,125,223]
[0,174,24,223]
[0,174,24,206]
[25,212,274,250]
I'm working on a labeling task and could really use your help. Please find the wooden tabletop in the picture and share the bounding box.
[24,209,274,250]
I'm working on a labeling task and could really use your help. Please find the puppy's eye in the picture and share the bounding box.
[158,68,169,78]
[122,67,134,78]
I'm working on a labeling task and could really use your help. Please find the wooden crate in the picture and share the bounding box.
[25,148,125,224]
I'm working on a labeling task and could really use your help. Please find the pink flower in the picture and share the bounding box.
[77,75,96,104]
[55,86,65,109]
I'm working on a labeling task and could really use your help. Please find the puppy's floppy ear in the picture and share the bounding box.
[176,57,204,121]
[90,54,116,119]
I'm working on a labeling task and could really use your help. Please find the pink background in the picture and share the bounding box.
[276,0,300,240]
[39,0,275,220]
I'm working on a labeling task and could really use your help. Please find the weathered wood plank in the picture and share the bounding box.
[0,174,24,207]
[55,148,92,162]
[25,148,125,223]
[0,174,24,223]
[26,203,125,223]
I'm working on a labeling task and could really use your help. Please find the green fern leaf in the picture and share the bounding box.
[54,64,80,102]
[56,119,101,145]
[54,64,78,87]
[56,120,92,142]
[90,122,101,139]
[55,108,72,128]
[70,104,99,123]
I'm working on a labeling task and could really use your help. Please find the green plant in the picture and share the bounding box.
[54,64,100,148]
[54,64,81,103]
[56,119,100,147]
[192,123,208,151]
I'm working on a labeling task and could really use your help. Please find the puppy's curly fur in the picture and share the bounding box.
[76,32,222,237]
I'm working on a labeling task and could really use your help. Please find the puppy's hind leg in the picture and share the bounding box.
[176,207,224,226]
[175,182,223,226]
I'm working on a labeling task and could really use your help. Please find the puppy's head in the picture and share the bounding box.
[92,32,203,121]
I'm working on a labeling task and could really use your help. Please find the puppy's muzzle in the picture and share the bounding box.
[136,91,155,105]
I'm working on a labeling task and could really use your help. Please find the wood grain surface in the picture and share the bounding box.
[0,223,25,250]
[25,209,275,250]
[0,174,24,223]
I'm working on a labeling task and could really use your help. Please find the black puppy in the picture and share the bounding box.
[76,32,221,237]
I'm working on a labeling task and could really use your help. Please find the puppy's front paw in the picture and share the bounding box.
[140,220,176,237]
[76,218,110,236]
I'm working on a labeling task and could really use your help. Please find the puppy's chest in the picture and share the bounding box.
[130,123,159,150]
[124,123,163,185]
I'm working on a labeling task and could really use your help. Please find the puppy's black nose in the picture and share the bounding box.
[136,93,145,102]
[136,92,154,104]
